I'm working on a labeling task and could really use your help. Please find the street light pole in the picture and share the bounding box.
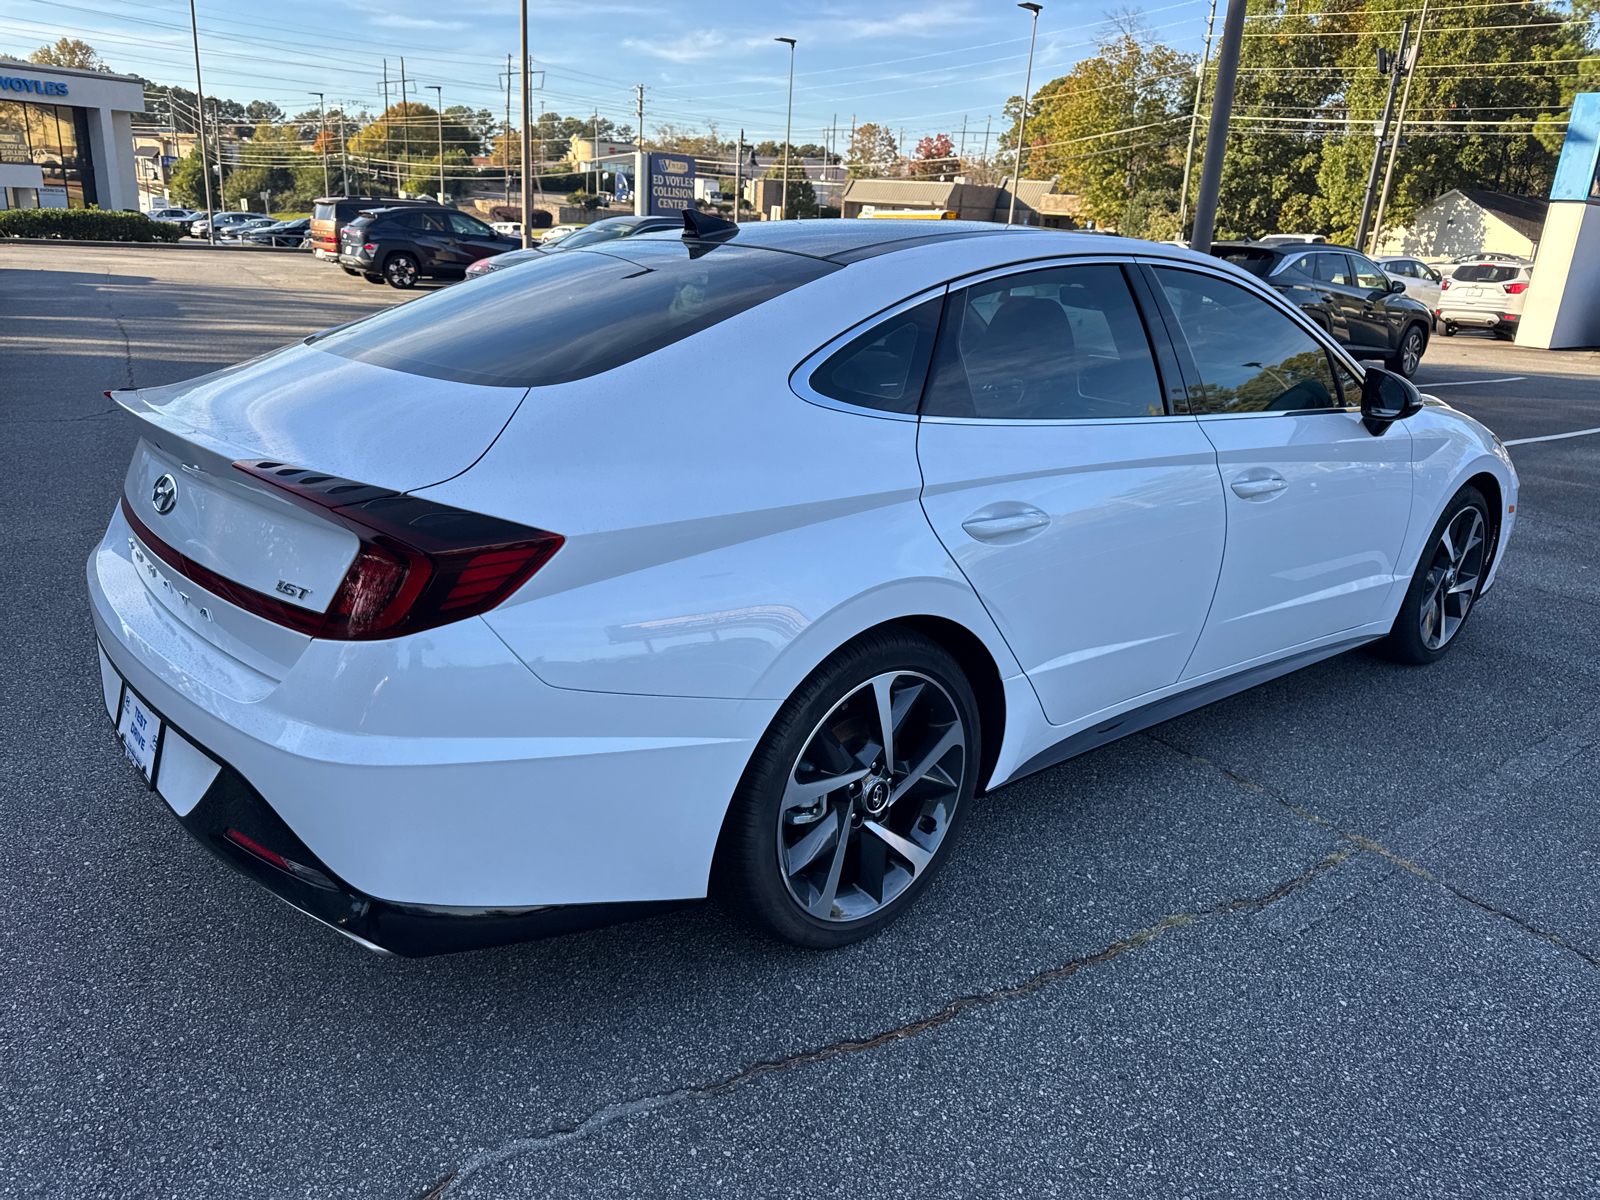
[1371,0,1428,255]
[1189,0,1248,254]
[519,0,532,247]
[428,85,444,203]
[1355,18,1412,254]
[311,92,328,199]
[775,37,796,220]
[1008,3,1042,226]
[186,0,215,244]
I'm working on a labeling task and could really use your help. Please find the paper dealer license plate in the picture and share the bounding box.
[117,687,162,783]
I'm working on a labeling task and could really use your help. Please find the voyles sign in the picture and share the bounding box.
[647,153,695,216]
[0,75,69,96]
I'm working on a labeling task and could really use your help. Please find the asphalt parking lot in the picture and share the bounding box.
[3,243,1598,1199]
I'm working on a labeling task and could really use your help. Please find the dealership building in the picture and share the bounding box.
[0,60,145,211]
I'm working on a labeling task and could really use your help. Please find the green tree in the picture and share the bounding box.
[406,150,473,199]
[763,159,817,217]
[29,37,109,71]
[168,146,217,208]
[846,123,901,178]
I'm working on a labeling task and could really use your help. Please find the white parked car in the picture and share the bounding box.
[489,221,521,236]
[90,218,1517,955]
[539,223,584,246]
[1376,255,1443,314]
[1436,258,1536,340]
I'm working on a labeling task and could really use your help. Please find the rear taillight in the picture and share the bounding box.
[121,463,562,641]
[363,242,377,252]
[1441,278,1451,290]
[1503,281,1529,295]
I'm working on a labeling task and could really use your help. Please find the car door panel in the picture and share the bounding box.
[1142,262,1414,678]
[1349,253,1400,353]
[913,261,1227,726]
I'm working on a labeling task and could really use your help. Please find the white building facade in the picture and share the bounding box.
[0,61,145,211]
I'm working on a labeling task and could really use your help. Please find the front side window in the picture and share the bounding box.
[921,263,1165,420]
[1152,267,1341,415]
[808,296,943,414]
[312,241,838,387]
[448,212,493,237]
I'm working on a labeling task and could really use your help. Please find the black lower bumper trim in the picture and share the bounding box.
[177,763,697,956]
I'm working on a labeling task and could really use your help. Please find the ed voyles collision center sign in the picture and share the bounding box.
[647,153,695,216]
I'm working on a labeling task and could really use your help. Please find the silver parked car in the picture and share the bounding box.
[1376,256,1443,315]
[1436,258,1534,340]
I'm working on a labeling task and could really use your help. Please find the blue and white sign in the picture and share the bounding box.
[647,153,695,216]
[0,75,69,97]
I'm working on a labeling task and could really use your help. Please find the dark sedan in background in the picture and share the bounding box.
[464,213,683,278]
[1211,242,1435,377]
[241,218,311,248]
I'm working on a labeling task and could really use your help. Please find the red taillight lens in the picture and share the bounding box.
[363,241,377,252]
[120,463,562,641]
[224,829,338,890]
[1503,281,1529,295]
[1440,278,1451,290]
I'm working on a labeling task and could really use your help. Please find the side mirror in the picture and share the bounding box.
[1388,278,1408,294]
[1360,367,1423,435]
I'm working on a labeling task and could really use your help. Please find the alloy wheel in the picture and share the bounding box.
[777,671,965,923]
[1401,327,1424,375]
[1419,505,1486,650]
[385,255,418,288]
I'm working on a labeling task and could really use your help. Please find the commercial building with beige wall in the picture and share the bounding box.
[0,59,145,211]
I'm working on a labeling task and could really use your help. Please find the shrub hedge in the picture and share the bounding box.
[0,208,184,242]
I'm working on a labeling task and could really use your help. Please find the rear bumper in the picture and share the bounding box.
[1437,307,1519,329]
[88,505,768,945]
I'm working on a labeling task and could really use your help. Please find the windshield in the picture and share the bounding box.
[312,241,839,387]
[555,220,654,249]
[1213,248,1276,277]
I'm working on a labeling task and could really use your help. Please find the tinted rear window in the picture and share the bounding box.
[313,203,335,222]
[1212,248,1276,277]
[1452,264,1520,283]
[311,241,839,388]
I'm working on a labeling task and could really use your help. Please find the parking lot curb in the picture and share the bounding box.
[0,238,305,253]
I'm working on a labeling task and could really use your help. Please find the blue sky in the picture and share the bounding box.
[7,0,1214,151]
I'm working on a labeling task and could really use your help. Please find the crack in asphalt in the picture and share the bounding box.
[1146,734,1600,971]
[417,847,1355,1198]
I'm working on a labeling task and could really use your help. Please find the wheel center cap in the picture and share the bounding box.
[863,777,890,816]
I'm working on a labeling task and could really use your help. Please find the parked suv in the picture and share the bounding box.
[1210,243,1434,377]
[1376,255,1443,314]
[338,207,521,287]
[1436,259,1534,340]
[309,195,432,260]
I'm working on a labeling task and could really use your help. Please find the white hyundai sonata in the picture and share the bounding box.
[90,215,1517,954]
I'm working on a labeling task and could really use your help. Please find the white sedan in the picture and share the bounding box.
[90,217,1516,955]
[1377,255,1444,314]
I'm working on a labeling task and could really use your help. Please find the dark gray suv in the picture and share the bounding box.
[1211,243,1434,378]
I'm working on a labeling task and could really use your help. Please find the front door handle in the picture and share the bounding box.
[1230,475,1288,498]
[962,509,1051,540]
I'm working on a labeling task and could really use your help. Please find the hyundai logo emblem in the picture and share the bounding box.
[151,473,178,515]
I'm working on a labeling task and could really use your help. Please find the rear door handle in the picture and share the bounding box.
[962,509,1051,540]
[1231,475,1288,498]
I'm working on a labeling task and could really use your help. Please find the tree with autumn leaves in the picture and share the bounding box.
[999,0,1598,241]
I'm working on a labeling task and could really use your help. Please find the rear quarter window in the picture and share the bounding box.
[311,241,840,388]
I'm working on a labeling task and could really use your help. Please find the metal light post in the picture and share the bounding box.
[775,37,796,219]
[1189,0,1248,254]
[186,0,215,244]
[519,0,532,247]
[1371,0,1428,255]
[1007,3,1042,226]
[428,85,444,203]
[311,92,329,198]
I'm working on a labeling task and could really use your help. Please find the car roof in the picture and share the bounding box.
[628,217,1052,263]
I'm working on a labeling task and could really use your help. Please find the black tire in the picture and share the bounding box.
[340,267,359,276]
[363,273,385,284]
[711,628,980,948]
[383,252,419,289]
[1378,485,1491,665]
[1387,322,1427,378]
[1440,321,1456,337]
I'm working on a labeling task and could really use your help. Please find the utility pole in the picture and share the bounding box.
[1355,19,1411,254]
[503,54,512,206]
[338,102,349,195]
[428,85,444,204]
[634,83,646,217]
[212,101,225,209]
[381,61,391,192]
[311,92,328,198]
[1178,0,1219,236]
[733,128,743,222]
[1190,0,1248,254]
[590,108,599,200]
[1008,3,1043,226]
[776,37,797,219]
[1370,6,1426,255]
[186,0,215,243]
[399,57,410,185]
[519,0,532,247]
[959,113,968,162]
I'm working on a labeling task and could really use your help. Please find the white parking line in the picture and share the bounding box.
[1504,426,1600,447]
[1421,376,1527,388]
